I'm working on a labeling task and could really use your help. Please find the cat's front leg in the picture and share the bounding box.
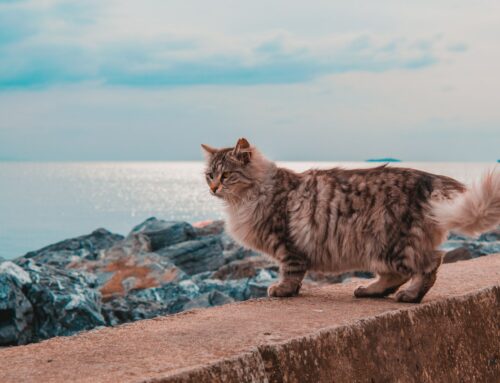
[268,256,307,297]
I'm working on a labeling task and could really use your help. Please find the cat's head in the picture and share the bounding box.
[201,138,267,201]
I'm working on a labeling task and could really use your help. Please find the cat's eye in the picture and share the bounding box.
[221,172,231,181]
[206,172,214,179]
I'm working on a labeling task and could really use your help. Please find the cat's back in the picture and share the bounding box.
[300,165,464,200]
[288,165,465,271]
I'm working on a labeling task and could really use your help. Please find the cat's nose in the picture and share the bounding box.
[210,182,219,193]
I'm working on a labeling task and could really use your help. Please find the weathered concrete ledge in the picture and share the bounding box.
[1,255,499,383]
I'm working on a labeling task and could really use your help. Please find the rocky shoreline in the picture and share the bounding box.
[1,218,499,347]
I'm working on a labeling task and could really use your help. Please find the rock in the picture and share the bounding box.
[447,241,500,258]
[0,274,34,346]
[102,272,268,327]
[246,269,277,298]
[22,228,124,267]
[306,271,345,284]
[478,229,500,242]
[101,295,173,326]
[222,247,259,264]
[190,271,213,281]
[193,220,225,237]
[71,235,187,299]
[99,233,151,260]
[197,278,250,301]
[183,291,234,311]
[16,259,106,341]
[473,242,500,256]
[92,253,186,299]
[212,255,277,280]
[442,236,500,259]
[0,261,32,286]
[102,280,202,325]
[219,232,245,250]
[443,247,473,264]
[209,290,234,306]
[442,226,500,259]
[157,235,225,275]
[440,239,465,252]
[217,234,262,264]
[129,218,196,251]
[354,271,374,279]
[446,232,470,241]
[467,242,489,257]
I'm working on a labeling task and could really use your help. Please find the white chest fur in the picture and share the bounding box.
[224,196,270,254]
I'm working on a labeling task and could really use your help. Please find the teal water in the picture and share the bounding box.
[0,161,496,259]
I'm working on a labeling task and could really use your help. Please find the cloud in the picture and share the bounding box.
[0,1,450,89]
[447,43,468,53]
[0,32,440,89]
[0,7,39,45]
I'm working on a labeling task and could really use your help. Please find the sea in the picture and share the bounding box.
[0,161,497,260]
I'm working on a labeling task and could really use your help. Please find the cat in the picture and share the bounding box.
[201,138,500,303]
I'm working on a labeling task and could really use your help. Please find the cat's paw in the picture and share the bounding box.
[353,286,370,298]
[395,290,422,304]
[354,285,399,298]
[267,281,301,298]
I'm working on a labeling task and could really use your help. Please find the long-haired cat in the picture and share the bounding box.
[202,138,500,303]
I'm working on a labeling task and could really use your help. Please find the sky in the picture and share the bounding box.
[0,0,499,161]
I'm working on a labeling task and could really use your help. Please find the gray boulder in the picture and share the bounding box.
[473,242,500,256]
[157,235,225,275]
[102,280,201,325]
[219,232,242,250]
[212,255,277,280]
[246,269,277,298]
[0,274,34,346]
[70,233,187,299]
[17,259,106,341]
[197,278,250,301]
[0,261,32,286]
[22,228,123,267]
[443,247,473,264]
[442,240,500,258]
[446,232,469,241]
[193,220,225,237]
[478,229,500,242]
[102,278,240,326]
[183,291,234,311]
[101,295,175,326]
[130,218,196,250]
[222,247,259,264]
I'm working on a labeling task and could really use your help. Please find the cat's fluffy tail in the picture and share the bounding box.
[430,169,500,237]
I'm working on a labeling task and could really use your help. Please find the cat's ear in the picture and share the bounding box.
[201,144,217,158]
[232,138,252,164]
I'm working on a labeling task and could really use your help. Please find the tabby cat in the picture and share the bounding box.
[202,138,500,303]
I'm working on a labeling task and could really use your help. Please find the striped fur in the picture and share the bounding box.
[202,138,499,303]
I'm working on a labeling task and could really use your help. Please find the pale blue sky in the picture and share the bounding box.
[0,0,499,161]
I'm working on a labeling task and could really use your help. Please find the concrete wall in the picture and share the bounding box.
[164,287,500,383]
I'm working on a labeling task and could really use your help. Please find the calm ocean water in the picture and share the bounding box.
[0,161,497,259]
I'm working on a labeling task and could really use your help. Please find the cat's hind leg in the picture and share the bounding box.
[354,273,409,298]
[394,250,442,303]
[395,268,438,303]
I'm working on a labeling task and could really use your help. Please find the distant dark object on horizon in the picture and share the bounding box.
[366,158,402,163]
